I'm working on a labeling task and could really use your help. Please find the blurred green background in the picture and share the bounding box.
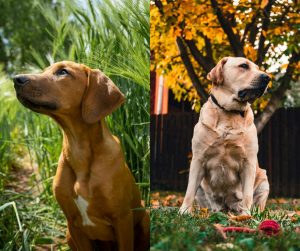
[0,0,149,249]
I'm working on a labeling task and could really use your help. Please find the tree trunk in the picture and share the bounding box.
[255,95,281,134]
[176,37,209,102]
[255,52,299,134]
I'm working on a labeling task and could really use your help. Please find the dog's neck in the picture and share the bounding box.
[52,113,118,176]
[54,113,104,142]
[210,87,249,114]
[210,94,245,117]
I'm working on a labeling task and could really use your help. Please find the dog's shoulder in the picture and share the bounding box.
[191,102,218,153]
[199,101,219,130]
[243,106,255,128]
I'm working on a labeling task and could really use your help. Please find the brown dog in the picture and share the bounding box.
[180,57,270,215]
[13,61,149,251]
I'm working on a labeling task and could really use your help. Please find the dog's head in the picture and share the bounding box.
[13,61,125,123]
[208,57,270,104]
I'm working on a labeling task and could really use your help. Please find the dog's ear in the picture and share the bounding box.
[82,69,125,124]
[207,57,229,85]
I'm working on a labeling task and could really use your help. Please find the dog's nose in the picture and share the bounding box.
[13,75,30,86]
[261,74,270,85]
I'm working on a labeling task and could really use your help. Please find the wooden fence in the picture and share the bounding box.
[151,108,300,197]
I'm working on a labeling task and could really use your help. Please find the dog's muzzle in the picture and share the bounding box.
[13,75,58,111]
[238,74,270,102]
[13,75,31,90]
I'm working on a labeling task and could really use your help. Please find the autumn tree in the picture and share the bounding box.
[151,0,299,133]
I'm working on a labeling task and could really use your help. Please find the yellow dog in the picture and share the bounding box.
[180,57,270,215]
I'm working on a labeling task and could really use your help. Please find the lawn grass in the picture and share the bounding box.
[151,192,300,251]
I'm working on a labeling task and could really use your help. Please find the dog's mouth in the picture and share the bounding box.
[17,95,57,111]
[238,74,270,103]
[238,87,267,103]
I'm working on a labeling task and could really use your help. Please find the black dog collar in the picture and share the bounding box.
[210,94,245,118]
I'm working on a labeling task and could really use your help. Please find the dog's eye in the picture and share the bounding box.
[239,63,249,69]
[56,69,69,76]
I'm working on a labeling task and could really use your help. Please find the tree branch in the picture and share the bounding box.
[248,25,259,47]
[255,51,300,133]
[185,39,215,73]
[204,36,214,61]
[242,13,258,46]
[256,0,274,66]
[176,37,209,102]
[154,0,163,13]
[210,0,244,56]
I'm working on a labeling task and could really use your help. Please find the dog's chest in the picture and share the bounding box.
[73,195,96,226]
[203,134,247,189]
[216,123,245,140]
[72,178,111,220]
[72,182,116,240]
[54,170,115,239]
[206,126,247,160]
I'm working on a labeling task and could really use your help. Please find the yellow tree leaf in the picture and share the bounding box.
[228,212,252,221]
[185,30,193,40]
[215,32,223,43]
[260,0,268,9]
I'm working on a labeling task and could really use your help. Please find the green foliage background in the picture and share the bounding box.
[0,0,149,249]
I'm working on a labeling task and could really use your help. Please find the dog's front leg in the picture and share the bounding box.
[67,221,93,251]
[113,211,134,251]
[179,158,204,214]
[240,162,256,213]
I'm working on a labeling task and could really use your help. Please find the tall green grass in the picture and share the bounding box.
[0,69,66,250]
[31,0,150,199]
[0,0,149,249]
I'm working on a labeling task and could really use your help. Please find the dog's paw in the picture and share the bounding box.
[229,201,251,215]
[242,196,253,210]
[237,204,251,216]
[179,206,192,215]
